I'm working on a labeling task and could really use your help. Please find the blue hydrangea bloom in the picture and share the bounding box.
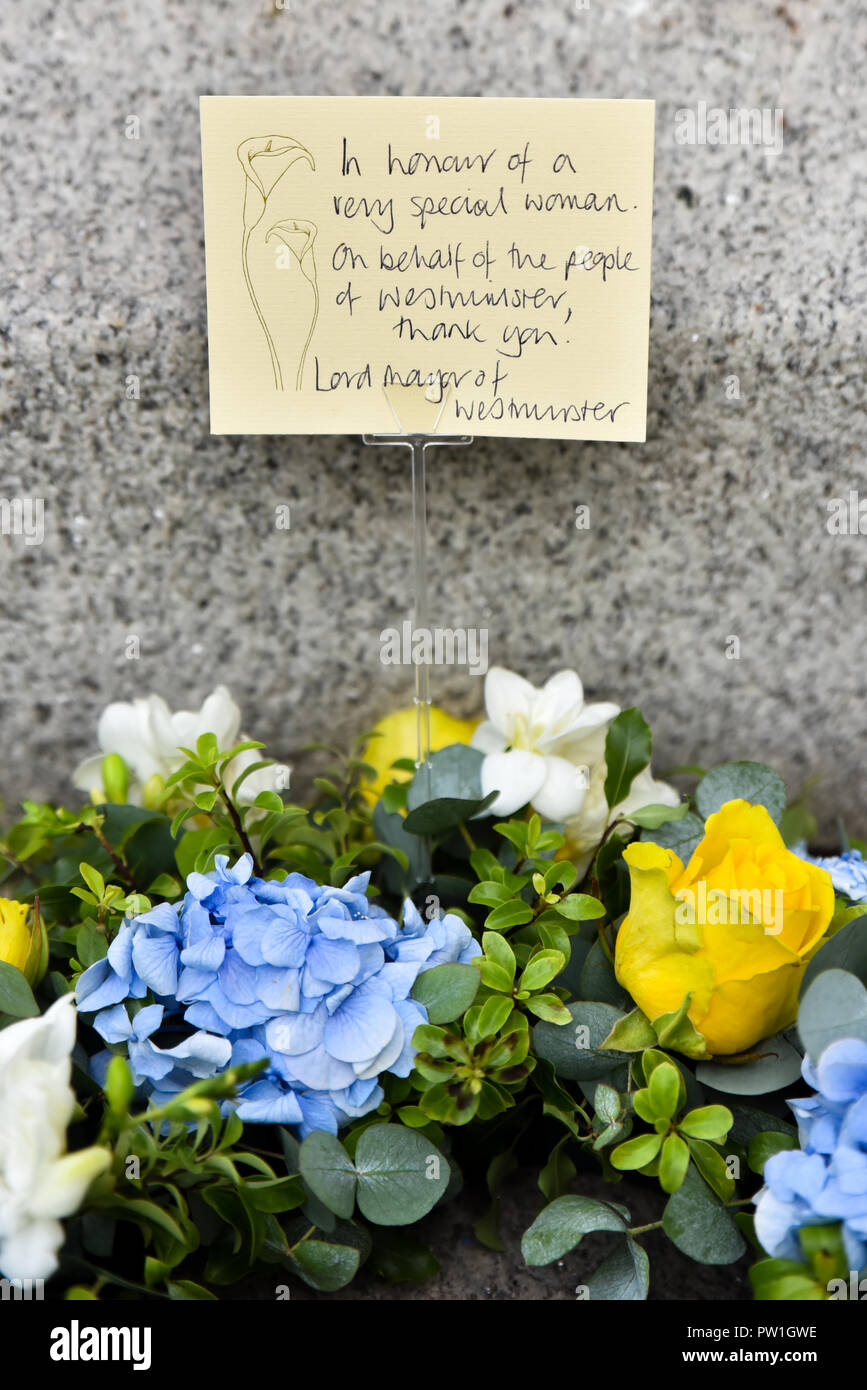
[76,855,480,1136]
[793,847,867,903]
[754,1038,867,1271]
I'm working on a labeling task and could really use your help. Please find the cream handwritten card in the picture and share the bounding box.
[200,97,655,441]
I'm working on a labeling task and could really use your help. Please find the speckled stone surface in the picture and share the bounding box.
[0,0,865,838]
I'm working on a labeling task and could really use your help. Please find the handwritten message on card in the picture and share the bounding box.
[200,97,655,440]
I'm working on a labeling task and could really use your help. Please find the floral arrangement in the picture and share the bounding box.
[1,674,865,1301]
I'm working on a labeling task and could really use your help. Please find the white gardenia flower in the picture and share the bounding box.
[471,667,621,820]
[73,686,288,806]
[565,764,682,878]
[0,995,110,1282]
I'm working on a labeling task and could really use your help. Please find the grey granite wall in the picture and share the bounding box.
[0,0,864,838]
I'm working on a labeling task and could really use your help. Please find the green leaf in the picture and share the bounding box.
[538,1137,577,1202]
[695,1032,803,1094]
[369,1228,440,1283]
[695,761,786,824]
[594,1083,622,1126]
[522,1195,627,1265]
[749,1257,827,1301]
[289,1237,360,1291]
[482,930,516,982]
[477,995,514,1039]
[679,1105,733,1141]
[652,994,709,1060]
[403,745,497,833]
[411,963,480,1024]
[662,1166,746,1264]
[79,861,106,899]
[534,1001,627,1081]
[603,708,652,809]
[610,1132,663,1170]
[601,1007,657,1052]
[353,1124,449,1225]
[403,792,498,836]
[687,1139,736,1202]
[801,915,867,993]
[0,961,39,1018]
[76,919,108,969]
[554,894,606,921]
[526,994,573,1024]
[747,1131,798,1175]
[166,1280,217,1300]
[484,899,534,931]
[580,939,630,1009]
[520,949,566,994]
[298,1131,356,1219]
[798,968,867,1061]
[626,801,689,830]
[175,827,228,880]
[641,812,704,860]
[659,1133,690,1193]
[648,1062,682,1121]
[586,1237,649,1300]
[253,790,284,814]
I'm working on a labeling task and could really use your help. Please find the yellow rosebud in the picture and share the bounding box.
[614,799,834,1056]
[361,706,477,806]
[0,897,49,986]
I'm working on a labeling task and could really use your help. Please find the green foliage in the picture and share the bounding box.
[695,761,786,825]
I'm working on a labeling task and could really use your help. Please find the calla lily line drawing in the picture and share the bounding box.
[237,136,319,391]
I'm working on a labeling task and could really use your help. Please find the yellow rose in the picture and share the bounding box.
[614,799,834,1056]
[0,897,48,986]
[362,706,477,805]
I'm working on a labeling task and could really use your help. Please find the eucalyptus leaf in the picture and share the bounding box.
[411,962,480,1023]
[695,762,786,825]
[695,1033,803,1095]
[534,1001,628,1081]
[801,916,867,994]
[662,1166,746,1265]
[522,1195,628,1265]
[798,969,867,1062]
[353,1125,449,1226]
[586,1236,649,1300]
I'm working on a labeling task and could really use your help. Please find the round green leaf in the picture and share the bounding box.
[290,1237,360,1291]
[695,1033,803,1095]
[353,1124,449,1226]
[802,915,867,994]
[411,962,480,1024]
[695,762,786,824]
[298,1130,356,1219]
[798,968,867,1062]
[534,1000,628,1080]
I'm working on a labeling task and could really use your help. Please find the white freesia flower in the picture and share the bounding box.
[471,667,620,820]
[564,764,682,878]
[73,686,288,807]
[0,995,110,1281]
